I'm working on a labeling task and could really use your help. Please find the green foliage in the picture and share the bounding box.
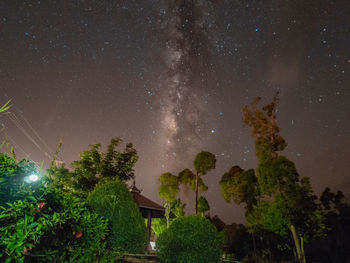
[220,166,258,210]
[151,218,168,237]
[0,153,43,207]
[87,178,147,254]
[194,151,216,175]
[0,186,108,262]
[158,172,180,227]
[171,198,185,218]
[0,154,108,262]
[247,197,290,236]
[240,93,325,262]
[71,144,101,192]
[257,155,299,196]
[47,164,73,190]
[178,168,208,192]
[157,215,223,263]
[158,173,180,202]
[198,196,210,215]
[0,100,11,113]
[70,138,138,194]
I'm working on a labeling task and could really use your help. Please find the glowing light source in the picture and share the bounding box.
[150,241,156,250]
[28,174,39,182]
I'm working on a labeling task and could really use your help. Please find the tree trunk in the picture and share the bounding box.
[290,224,306,263]
[252,233,257,263]
[165,202,170,228]
[195,172,199,214]
[301,236,306,263]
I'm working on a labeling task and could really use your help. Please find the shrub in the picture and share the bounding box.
[157,214,223,263]
[0,186,109,263]
[0,153,42,207]
[87,178,147,254]
[0,154,109,262]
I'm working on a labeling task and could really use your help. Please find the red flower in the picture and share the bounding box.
[23,246,32,253]
[37,202,45,210]
[75,231,83,239]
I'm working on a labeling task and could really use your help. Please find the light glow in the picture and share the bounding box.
[28,174,39,182]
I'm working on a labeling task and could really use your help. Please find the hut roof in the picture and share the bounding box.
[130,184,165,218]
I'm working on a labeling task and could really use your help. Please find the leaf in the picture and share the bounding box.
[0,100,12,113]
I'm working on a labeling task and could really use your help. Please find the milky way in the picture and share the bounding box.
[157,0,214,162]
[1,0,349,223]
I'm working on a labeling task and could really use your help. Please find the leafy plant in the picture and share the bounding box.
[0,154,108,262]
[0,100,11,113]
[87,178,147,254]
[157,214,223,263]
[0,186,109,262]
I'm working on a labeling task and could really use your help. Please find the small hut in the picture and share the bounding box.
[129,182,165,245]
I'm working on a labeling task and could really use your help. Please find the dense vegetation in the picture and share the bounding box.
[0,138,146,262]
[157,215,222,263]
[1,96,349,262]
[87,178,147,254]
[0,153,109,262]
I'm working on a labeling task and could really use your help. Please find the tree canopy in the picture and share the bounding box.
[220,166,258,211]
[48,137,138,196]
[194,151,216,176]
[220,92,325,263]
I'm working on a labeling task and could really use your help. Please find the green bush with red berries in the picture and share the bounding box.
[0,153,109,262]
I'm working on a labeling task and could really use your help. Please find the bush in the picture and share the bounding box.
[0,154,109,262]
[157,214,223,263]
[0,186,109,263]
[87,178,147,254]
[0,153,42,207]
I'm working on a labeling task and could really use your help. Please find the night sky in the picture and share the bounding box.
[1,0,349,223]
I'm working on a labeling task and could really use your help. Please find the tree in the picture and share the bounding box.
[309,187,350,262]
[68,138,138,195]
[87,178,147,254]
[197,196,210,216]
[156,214,223,263]
[220,166,258,211]
[193,151,216,214]
[178,167,208,214]
[242,92,325,262]
[158,172,180,227]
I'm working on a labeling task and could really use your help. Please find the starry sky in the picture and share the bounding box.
[0,0,349,224]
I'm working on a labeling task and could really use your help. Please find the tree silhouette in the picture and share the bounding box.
[193,151,216,214]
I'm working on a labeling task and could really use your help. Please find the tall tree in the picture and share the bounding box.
[193,151,216,214]
[178,167,208,212]
[158,172,180,227]
[240,92,324,262]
